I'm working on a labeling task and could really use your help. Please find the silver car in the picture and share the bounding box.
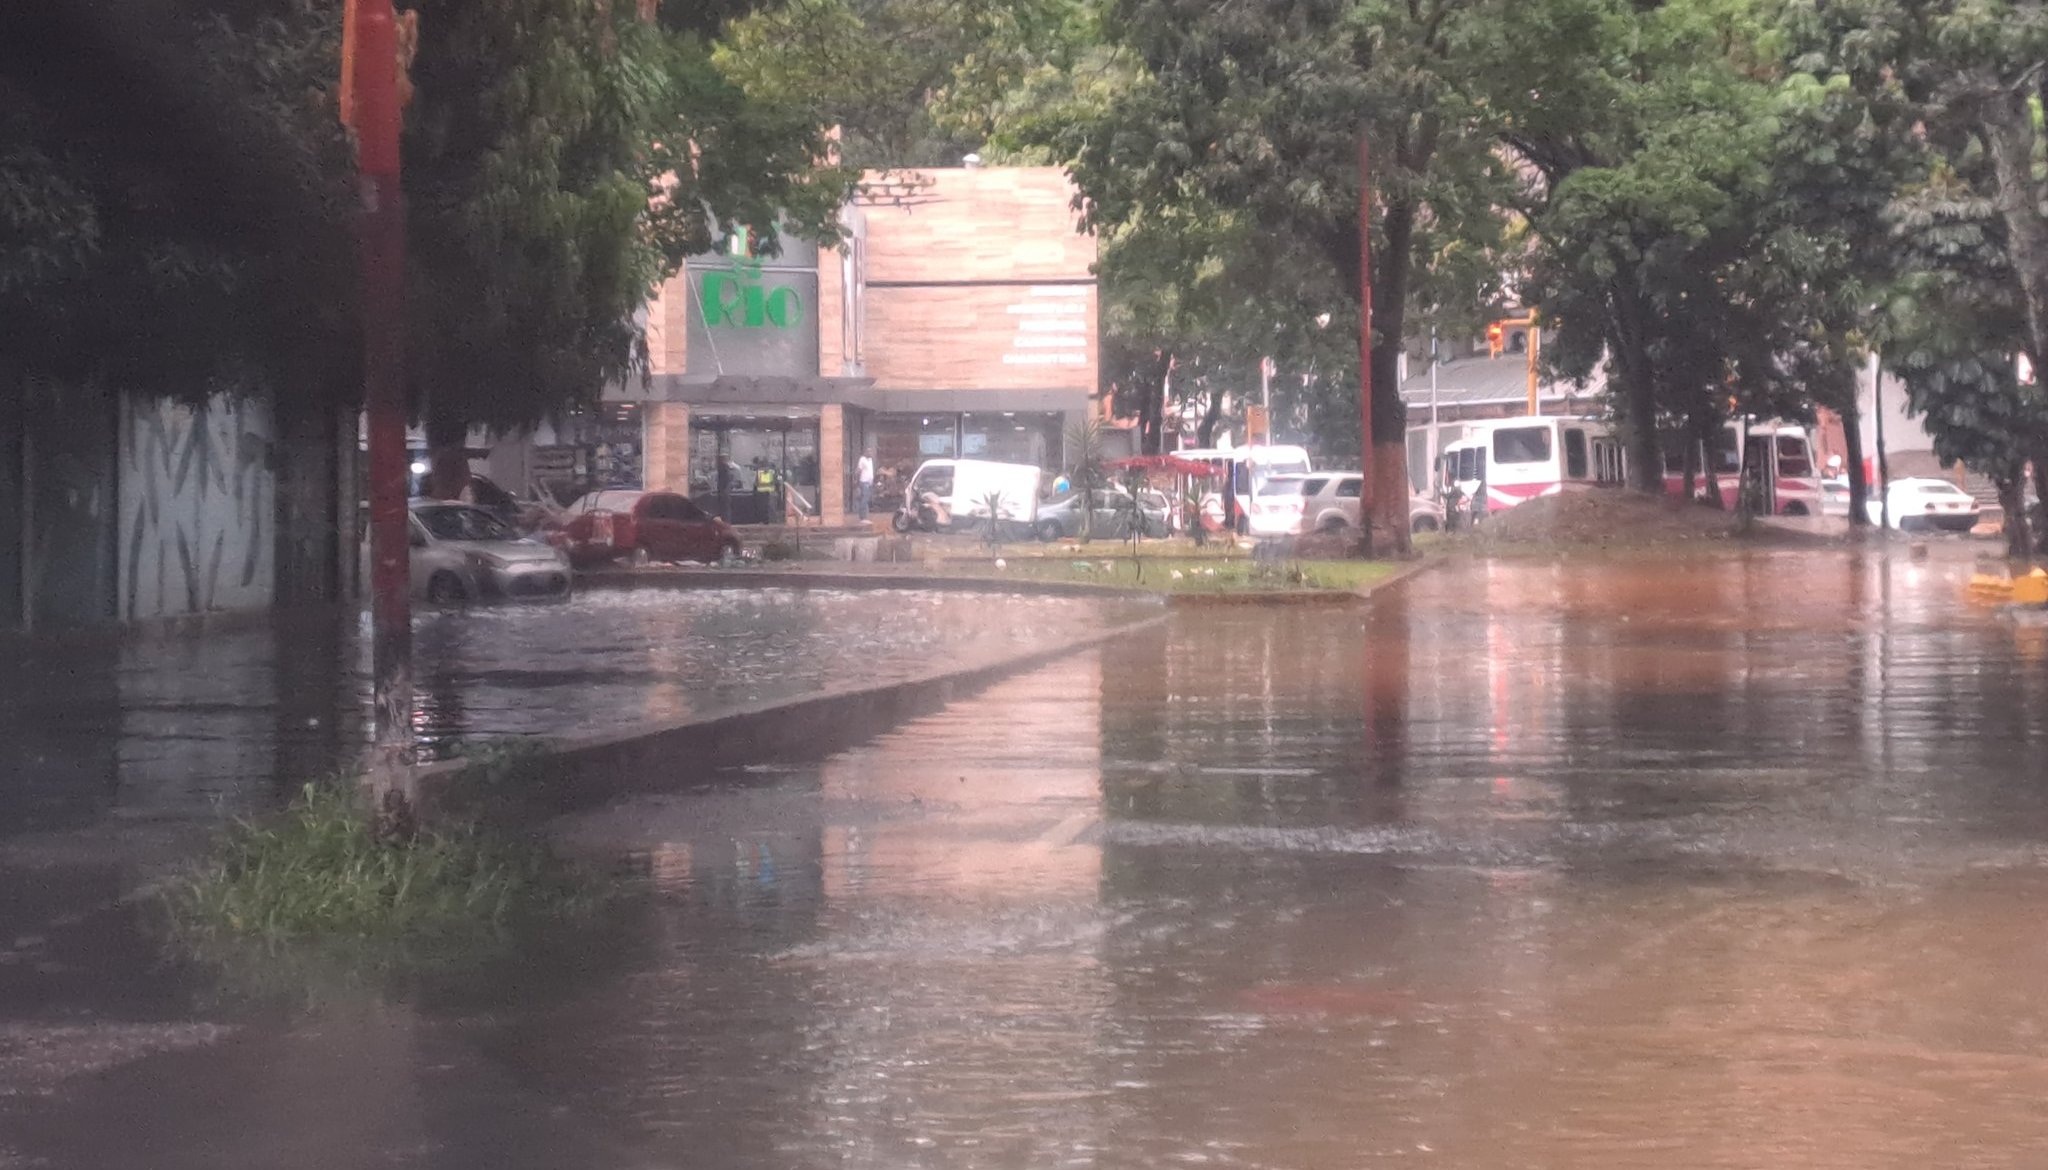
[410,501,573,604]
[1290,472,1445,534]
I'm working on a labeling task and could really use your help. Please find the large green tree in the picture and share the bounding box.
[409,0,857,481]
[1480,0,1787,493]
[1012,0,1511,551]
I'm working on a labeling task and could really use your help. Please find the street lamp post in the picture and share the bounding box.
[347,0,414,794]
[1357,135,1375,557]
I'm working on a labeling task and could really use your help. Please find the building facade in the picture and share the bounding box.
[628,166,1099,524]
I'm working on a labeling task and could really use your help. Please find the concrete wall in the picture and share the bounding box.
[118,394,276,621]
[643,403,692,495]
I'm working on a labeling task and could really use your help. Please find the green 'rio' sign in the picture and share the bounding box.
[701,268,804,329]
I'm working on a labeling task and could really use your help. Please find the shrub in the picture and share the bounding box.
[161,779,608,987]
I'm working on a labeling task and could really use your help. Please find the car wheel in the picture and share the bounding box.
[631,545,652,567]
[1782,502,1809,517]
[1412,515,1439,534]
[1036,519,1064,542]
[891,510,914,534]
[1320,517,1348,534]
[426,571,466,605]
[722,540,743,562]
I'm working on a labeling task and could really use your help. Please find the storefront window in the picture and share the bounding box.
[961,412,1060,468]
[687,412,820,525]
[872,414,957,484]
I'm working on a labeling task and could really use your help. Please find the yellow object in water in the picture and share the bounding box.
[2015,574,2048,605]
[1967,573,2016,604]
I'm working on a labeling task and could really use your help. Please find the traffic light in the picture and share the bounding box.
[1487,321,1505,358]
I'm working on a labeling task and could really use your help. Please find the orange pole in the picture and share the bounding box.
[355,0,412,773]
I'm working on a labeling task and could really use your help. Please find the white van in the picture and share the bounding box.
[894,458,1043,532]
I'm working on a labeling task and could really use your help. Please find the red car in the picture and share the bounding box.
[548,490,742,567]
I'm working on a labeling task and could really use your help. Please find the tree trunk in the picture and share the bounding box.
[2031,453,2047,548]
[1608,290,1662,493]
[1368,197,1418,557]
[1979,87,2048,379]
[1680,418,1699,504]
[1195,389,1223,448]
[1139,349,1173,455]
[1842,393,1871,528]
[424,407,467,500]
[1999,474,2033,561]
[272,390,342,606]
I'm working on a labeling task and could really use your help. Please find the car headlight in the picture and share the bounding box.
[470,552,509,569]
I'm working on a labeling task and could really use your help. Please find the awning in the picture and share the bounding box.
[1106,455,1217,477]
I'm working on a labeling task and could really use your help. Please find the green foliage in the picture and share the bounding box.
[1,0,356,405]
[162,780,607,982]
[408,0,857,439]
[3,0,853,438]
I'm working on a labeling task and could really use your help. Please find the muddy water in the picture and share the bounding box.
[15,550,2048,1168]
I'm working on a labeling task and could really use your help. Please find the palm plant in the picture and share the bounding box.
[1064,418,1108,543]
[1112,466,1151,582]
[978,490,1009,549]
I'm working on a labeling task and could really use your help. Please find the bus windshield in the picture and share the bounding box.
[1492,426,1553,466]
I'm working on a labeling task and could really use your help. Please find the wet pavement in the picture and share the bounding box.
[8,549,2048,1167]
[0,587,1137,840]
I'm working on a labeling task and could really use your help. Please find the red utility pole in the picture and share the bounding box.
[351,0,413,781]
[1357,135,1375,557]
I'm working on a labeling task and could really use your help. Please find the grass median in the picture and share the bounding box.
[933,551,1402,594]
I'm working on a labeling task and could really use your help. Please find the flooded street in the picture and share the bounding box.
[10,550,2048,1168]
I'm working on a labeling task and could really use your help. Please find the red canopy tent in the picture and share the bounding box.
[1104,455,1216,478]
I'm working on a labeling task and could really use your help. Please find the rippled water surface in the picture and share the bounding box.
[13,549,2048,1168]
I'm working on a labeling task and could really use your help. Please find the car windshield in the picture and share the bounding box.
[1907,482,1971,498]
[415,505,517,542]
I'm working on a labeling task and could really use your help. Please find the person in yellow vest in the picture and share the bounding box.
[752,458,780,522]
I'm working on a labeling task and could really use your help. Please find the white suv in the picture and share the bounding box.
[1289,473,1444,535]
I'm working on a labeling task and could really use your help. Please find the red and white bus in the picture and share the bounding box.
[1435,417,1625,515]
[1176,444,1314,533]
[1661,421,1820,515]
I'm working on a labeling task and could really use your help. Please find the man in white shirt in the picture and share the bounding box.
[856,449,876,522]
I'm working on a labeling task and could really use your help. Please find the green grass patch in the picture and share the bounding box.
[951,555,1400,594]
[161,779,612,999]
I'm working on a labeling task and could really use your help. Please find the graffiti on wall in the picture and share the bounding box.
[120,395,275,620]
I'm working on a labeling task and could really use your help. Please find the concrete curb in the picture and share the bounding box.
[579,567,1147,600]
[409,608,1170,818]
[583,558,1445,607]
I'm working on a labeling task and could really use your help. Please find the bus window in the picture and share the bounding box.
[1710,429,1742,476]
[1458,448,1483,480]
[1775,435,1812,477]
[1563,429,1589,479]
[1492,426,1553,465]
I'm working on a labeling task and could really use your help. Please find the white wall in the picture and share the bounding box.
[1858,356,1940,476]
[119,394,276,620]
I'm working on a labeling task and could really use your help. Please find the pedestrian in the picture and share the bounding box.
[856,447,875,522]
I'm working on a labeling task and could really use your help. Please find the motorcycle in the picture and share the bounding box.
[891,488,952,534]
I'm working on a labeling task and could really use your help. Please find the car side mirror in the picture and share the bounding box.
[409,530,427,549]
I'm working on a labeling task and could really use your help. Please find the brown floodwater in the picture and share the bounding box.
[11,548,2048,1169]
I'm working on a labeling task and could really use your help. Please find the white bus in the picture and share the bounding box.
[1175,444,1313,534]
[1436,417,1625,516]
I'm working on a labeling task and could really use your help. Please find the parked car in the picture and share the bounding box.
[1866,477,1981,531]
[1408,494,1445,533]
[1279,472,1447,535]
[548,489,741,566]
[1820,476,1852,518]
[1034,486,1172,541]
[409,501,572,604]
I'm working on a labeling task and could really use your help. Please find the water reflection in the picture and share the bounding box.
[19,550,2048,1167]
